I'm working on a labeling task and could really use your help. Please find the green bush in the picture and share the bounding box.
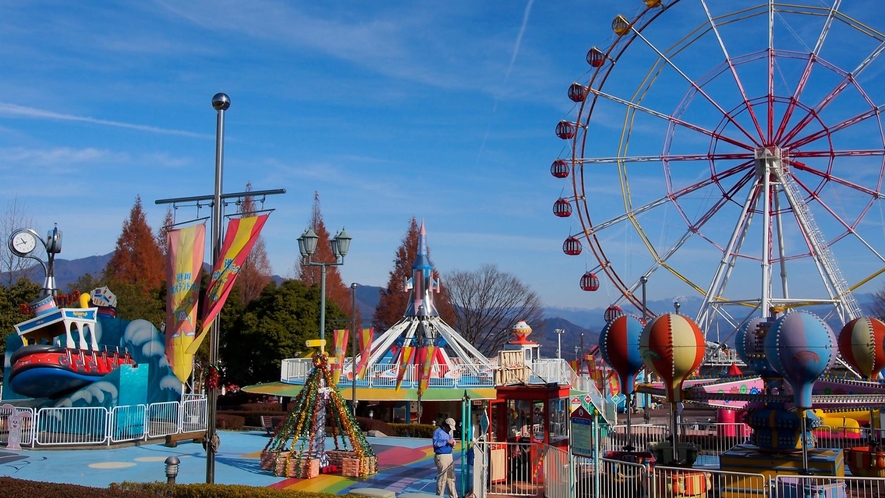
[115,481,363,498]
[389,423,435,438]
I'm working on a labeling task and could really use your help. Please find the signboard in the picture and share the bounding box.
[496,350,529,385]
[570,406,594,458]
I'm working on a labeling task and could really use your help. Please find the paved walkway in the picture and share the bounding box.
[0,431,457,495]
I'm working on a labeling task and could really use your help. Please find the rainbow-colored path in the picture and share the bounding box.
[0,431,458,496]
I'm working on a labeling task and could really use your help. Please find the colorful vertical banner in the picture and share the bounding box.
[417,345,436,396]
[187,214,269,354]
[164,223,206,383]
[355,327,374,378]
[395,345,415,391]
[331,328,349,386]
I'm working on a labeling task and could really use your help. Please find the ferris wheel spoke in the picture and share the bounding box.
[785,104,885,150]
[772,1,842,143]
[590,87,755,152]
[786,173,885,265]
[586,163,749,234]
[699,0,765,141]
[779,40,885,146]
[788,159,885,199]
[626,24,762,147]
[578,153,753,165]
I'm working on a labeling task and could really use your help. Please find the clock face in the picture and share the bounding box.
[10,230,37,256]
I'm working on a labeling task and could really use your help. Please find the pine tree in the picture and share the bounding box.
[372,217,455,331]
[296,192,351,317]
[104,196,165,294]
[235,182,273,304]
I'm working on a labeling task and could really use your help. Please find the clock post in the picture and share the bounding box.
[8,225,62,296]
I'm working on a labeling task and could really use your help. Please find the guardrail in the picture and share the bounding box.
[280,357,576,389]
[0,397,207,448]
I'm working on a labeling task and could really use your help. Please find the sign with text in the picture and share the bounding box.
[570,406,594,458]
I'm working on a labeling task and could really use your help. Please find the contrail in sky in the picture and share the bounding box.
[0,102,209,139]
[477,0,534,162]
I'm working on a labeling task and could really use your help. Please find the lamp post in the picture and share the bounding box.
[574,345,579,361]
[206,92,229,484]
[351,282,358,417]
[297,227,352,348]
[554,328,565,359]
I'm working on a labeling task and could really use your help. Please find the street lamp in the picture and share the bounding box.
[297,227,352,348]
[350,282,358,417]
[554,328,565,359]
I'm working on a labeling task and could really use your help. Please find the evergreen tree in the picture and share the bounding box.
[221,279,345,386]
[0,279,41,369]
[104,196,165,295]
[372,217,455,331]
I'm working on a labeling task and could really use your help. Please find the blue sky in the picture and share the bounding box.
[2,1,885,316]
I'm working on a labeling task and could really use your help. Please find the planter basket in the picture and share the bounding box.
[343,455,378,477]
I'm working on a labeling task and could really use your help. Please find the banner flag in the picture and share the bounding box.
[187,214,269,354]
[355,327,374,378]
[164,223,206,383]
[331,329,349,386]
[395,345,415,391]
[417,345,436,396]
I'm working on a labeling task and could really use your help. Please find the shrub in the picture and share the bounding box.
[115,481,363,497]
[389,423,435,438]
[0,477,157,497]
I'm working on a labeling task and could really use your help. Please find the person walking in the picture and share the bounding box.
[433,417,458,498]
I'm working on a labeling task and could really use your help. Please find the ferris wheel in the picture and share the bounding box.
[554,0,885,334]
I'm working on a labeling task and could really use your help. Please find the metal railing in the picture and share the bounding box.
[0,397,207,448]
[280,357,577,389]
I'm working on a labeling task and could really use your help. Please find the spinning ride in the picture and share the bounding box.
[553,0,885,333]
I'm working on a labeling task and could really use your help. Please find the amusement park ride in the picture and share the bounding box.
[550,0,885,487]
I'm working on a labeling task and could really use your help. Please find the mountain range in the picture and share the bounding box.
[7,252,878,359]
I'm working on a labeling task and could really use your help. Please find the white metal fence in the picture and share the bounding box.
[0,397,207,448]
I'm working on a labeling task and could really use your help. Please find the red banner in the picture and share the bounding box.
[395,345,415,391]
[355,327,374,378]
[331,329,349,386]
[417,345,435,396]
[187,214,269,354]
[165,224,205,383]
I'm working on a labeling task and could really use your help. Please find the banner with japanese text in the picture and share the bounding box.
[164,223,206,383]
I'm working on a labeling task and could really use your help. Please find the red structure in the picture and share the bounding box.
[553,198,572,218]
[550,159,569,179]
[555,120,576,140]
[604,305,624,322]
[580,272,600,291]
[563,236,582,256]
[586,47,605,67]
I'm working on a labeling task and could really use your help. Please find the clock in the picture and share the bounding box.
[9,229,39,257]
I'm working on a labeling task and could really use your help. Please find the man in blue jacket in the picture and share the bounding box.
[433,417,458,498]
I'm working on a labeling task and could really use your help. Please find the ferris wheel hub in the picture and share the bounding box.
[754,146,788,181]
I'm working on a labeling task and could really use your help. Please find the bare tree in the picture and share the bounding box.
[871,285,885,320]
[0,197,34,287]
[444,263,545,356]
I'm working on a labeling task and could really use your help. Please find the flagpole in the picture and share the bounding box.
[206,92,230,483]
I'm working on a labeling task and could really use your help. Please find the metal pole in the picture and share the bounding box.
[206,92,229,484]
[555,328,564,359]
[351,282,358,416]
[320,263,327,347]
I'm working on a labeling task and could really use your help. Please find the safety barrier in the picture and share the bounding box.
[1,397,207,448]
